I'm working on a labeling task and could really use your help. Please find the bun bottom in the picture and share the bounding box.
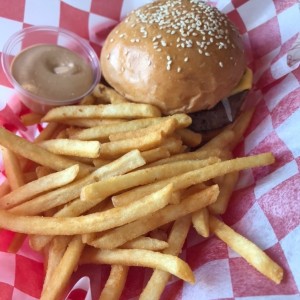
[188,91,248,132]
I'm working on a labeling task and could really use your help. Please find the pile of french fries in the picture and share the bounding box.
[0,84,283,300]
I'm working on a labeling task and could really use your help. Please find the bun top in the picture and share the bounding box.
[100,0,246,115]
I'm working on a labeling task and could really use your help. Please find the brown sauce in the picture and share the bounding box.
[11,44,94,100]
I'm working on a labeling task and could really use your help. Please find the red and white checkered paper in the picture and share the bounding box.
[0,0,299,299]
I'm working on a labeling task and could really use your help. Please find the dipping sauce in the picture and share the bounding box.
[11,44,94,101]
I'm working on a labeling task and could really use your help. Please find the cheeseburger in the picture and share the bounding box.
[100,0,252,131]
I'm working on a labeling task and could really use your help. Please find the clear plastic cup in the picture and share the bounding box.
[1,26,101,114]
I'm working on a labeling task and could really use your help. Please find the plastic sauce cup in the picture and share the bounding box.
[1,26,101,114]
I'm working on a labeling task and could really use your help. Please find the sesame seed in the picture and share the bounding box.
[110,38,114,42]
[184,57,189,62]
[131,0,233,66]
[177,67,181,72]
[219,62,224,67]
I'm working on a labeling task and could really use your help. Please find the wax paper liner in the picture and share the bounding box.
[0,1,299,299]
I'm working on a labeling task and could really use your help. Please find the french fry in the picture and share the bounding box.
[82,157,219,204]
[176,128,202,147]
[200,127,223,144]
[0,127,91,175]
[33,123,62,143]
[42,103,162,122]
[93,147,171,167]
[140,215,191,300]
[108,118,177,141]
[0,180,11,198]
[209,171,239,215]
[21,112,43,126]
[140,147,170,164]
[147,148,222,167]
[180,183,207,198]
[40,235,85,300]
[99,131,163,158]
[1,147,25,190]
[112,153,274,206]
[228,108,255,150]
[9,150,145,216]
[47,159,211,228]
[209,215,283,284]
[0,165,79,209]
[121,236,169,251]
[80,247,195,284]
[0,184,174,235]
[42,236,71,290]
[99,265,129,300]
[93,83,129,104]
[39,139,101,158]
[90,185,219,249]
[159,137,184,154]
[81,200,113,245]
[192,207,210,238]
[30,234,58,252]
[199,129,235,152]
[61,118,127,128]
[1,147,27,252]
[69,114,191,141]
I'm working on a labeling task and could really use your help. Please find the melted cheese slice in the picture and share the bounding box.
[230,67,253,96]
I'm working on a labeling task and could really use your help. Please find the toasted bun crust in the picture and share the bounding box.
[100,0,246,114]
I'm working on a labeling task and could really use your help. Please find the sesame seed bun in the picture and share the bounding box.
[100,0,246,115]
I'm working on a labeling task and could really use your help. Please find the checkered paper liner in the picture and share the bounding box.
[0,0,299,299]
